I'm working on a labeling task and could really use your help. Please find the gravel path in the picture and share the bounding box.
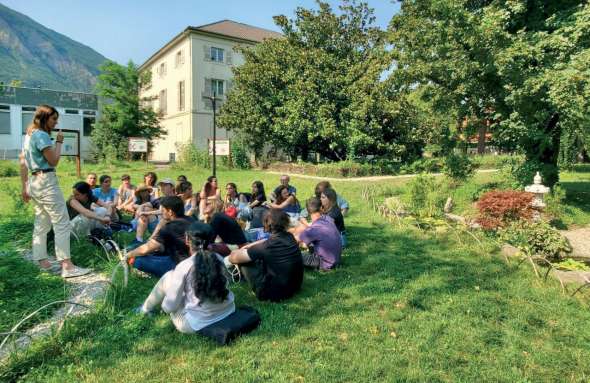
[0,252,109,361]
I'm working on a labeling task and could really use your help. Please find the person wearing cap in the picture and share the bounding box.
[128,178,178,249]
[19,104,91,278]
[116,174,136,214]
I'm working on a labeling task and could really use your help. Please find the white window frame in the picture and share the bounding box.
[210,47,224,63]
[211,79,224,96]
[178,80,185,111]
[159,89,167,115]
[175,50,185,68]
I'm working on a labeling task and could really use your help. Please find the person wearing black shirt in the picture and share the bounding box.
[127,196,194,277]
[227,209,303,302]
[201,201,248,256]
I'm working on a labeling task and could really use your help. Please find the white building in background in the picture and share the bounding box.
[0,86,98,159]
[139,20,281,162]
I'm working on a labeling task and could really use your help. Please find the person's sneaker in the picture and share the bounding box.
[61,265,92,278]
[133,305,154,317]
[40,263,61,275]
[125,239,144,251]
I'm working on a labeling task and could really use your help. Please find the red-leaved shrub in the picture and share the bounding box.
[476,190,535,230]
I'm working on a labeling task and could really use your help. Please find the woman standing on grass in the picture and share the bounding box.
[19,104,91,278]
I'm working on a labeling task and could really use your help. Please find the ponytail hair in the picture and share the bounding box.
[27,104,59,135]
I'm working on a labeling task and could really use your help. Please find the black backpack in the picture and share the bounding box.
[198,306,261,345]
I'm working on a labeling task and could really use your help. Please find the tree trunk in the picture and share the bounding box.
[477,121,488,154]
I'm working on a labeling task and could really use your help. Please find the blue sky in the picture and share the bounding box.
[1,0,399,65]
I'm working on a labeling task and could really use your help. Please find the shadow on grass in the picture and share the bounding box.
[0,218,525,382]
[561,181,590,215]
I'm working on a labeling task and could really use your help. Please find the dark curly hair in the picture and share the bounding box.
[191,251,230,305]
[186,222,229,304]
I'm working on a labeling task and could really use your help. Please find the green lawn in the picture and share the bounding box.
[1,161,590,382]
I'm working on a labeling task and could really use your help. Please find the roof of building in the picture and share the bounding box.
[191,20,283,43]
[139,19,282,70]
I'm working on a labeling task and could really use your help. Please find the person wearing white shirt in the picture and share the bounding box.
[136,221,235,333]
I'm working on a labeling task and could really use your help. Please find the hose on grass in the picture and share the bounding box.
[0,301,90,353]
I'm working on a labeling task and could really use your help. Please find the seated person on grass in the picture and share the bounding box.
[201,201,248,256]
[268,184,301,224]
[226,209,303,302]
[130,178,177,248]
[314,181,349,216]
[198,175,221,219]
[93,174,119,222]
[135,221,235,333]
[144,172,159,199]
[238,181,266,222]
[295,197,342,270]
[116,174,136,214]
[85,172,98,189]
[126,196,194,277]
[270,175,296,202]
[67,181,111,238]
[320,187,347,248]
[176,181,199,218]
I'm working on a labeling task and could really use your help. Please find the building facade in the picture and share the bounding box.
[0,86,99,159]
[139,20,281,162]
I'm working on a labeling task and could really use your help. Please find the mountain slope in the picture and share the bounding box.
[0,3,108,93]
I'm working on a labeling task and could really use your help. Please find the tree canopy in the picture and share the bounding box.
[93,61,164,160]
[387,0,590,185]
[219,0,426,162]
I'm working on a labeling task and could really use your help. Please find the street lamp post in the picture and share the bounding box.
[204,91,222,177]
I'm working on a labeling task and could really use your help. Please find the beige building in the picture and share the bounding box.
[139,20,281,162]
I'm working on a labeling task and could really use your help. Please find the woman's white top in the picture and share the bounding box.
[162,253,235,331]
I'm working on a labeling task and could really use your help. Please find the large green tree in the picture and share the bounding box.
[388,0,590,185]
[219,0,425,162]
[92,61,164,160]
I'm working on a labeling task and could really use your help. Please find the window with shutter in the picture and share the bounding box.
[159,89,167,115]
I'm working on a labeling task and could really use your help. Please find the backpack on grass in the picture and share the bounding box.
[198,306,261,345]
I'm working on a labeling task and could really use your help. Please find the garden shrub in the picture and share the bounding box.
[230,139,251,169]
[471,154,523,170]
[498,220,571,260]
[476,190,534,230]
[0,160,19,177]
[545,183,566,221]
[499,156,559,189]
[470,182,501,201]
[443,153,476,184]
[399,157,443,174]
[403,174,447,218]
[176,143,210,169]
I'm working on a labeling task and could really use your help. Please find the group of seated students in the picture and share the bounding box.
[72,171,349,334]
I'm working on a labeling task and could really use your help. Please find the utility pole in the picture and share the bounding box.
[204,90,222,176]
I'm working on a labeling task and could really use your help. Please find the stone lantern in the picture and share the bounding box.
[525,171,550,219]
